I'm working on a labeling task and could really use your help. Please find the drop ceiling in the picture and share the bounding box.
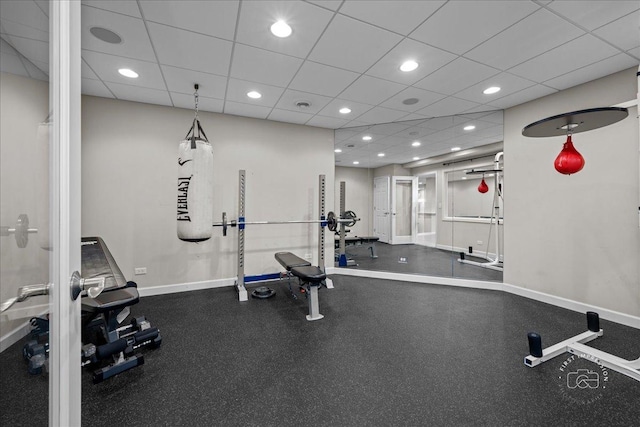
[1,0,638,168]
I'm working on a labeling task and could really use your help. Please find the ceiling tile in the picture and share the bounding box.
[308,14,403,73]
[0,50,28,76]
[161,65,227,99]
[274,89,333,114]
[354,106,409,124]
[147,22,232,76]
[82,78,114,98]
[225,78,285,108]
[5,35,48,64]
[306,1,342,11]
[509,35,620,82]
[289,60,358,97]
[486,84,557,109]
[171,92,224,114]
[546,1,639,31]
[0,17,48,42]
[0,37,17,54]
[395,113,430,122]
[81,59,99,79]
[338,0,445,36]
[230,43,302,87]
[464,8,585,70]
[366,122,413,135]
[223,100,272,120]
[453,72,536,104]
[81,6,155,62]
[543,53,639,90]
[0,1,48,33]
[413,57,500,95]
[268,108,314,125]
[105,82,172,106]
[410,1,538,55]
[82,50,166,89]
[415,97,481,117]
[140,0,238,41]
[627,47,640,59]
[316,98,374,120]
[379,86,446,112]
[83,0,142,18]
[365,38,456,85]
[23,57,47,80]
[306,115,351,128]
[593,9,640,51]
[338,75,406,105]
[236,0,333,58]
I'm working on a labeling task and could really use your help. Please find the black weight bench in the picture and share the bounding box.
[274,252,327,321]
[81,237,161,383]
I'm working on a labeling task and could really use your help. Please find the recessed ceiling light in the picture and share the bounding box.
[413,157,419,161]
[362,135,372,141]
[353,161,359,165]
[334,149,342,153]
[247,91,262,99]
[400,60,419,72]
[412,141,421,147]
[483,86,501,95]
[402,98,419,105]
[451,147,461,151]
[378,153,385,157]
[118,68,138,78]
[270,20,292,38]
[461,177,467,180]
[339,107,351,114]
[463,125,476,131]
[90,26,122,44]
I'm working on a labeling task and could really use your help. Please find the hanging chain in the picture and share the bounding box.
[194,84,199,122]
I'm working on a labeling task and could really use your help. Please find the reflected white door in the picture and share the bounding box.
[391,176,418,245]
[373,176,390,243]
[416,174,437,247]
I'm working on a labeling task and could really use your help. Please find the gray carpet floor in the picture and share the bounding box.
[1,275,638,426]
[338,242,503,282]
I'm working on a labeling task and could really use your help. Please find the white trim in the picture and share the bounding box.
[137,277,236,297]
[613,99,637,108]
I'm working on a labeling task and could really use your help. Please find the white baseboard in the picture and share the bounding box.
[0,320,34,353]
[435,244,504,262]
[137,277,236,297]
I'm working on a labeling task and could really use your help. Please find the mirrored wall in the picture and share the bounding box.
[333,110,504,282]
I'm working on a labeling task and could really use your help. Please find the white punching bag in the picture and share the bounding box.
[177,119,214,242]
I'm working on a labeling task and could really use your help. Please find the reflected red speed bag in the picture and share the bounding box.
[478,178,489,193]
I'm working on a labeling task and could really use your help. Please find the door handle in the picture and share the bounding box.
[70,271,105,301]
[0,283,50,313]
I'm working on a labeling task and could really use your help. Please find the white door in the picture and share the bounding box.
[0,2,82,425]
[390,176,418,245]
[416,173,437,247]
[373,176,390,243]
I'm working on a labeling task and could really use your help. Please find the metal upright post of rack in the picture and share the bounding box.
[337,181,348,267]
[317,175,334,289]
[236,170,248,301]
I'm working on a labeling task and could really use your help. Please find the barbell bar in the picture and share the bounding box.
[213,210,359,236]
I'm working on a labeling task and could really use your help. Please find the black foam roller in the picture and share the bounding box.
[134,327,159,344]
[586,311,600,332]
[96,339,127,360]
[527,332,543,358]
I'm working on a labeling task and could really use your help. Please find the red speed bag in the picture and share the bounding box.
[478,178,489,193]
[554,135,584,175]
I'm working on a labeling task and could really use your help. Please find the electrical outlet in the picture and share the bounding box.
[134,267,147,275]
[477,240,483,246]
[304,253,312,260]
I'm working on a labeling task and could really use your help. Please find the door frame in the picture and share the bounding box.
[49,1,82,425]
[390,176,418,245]
[373,176,390,243]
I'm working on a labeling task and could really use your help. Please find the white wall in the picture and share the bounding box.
[82,96,334,289]
[334,166,373,236]
[0,73,50,335]
[504,67,640,317]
